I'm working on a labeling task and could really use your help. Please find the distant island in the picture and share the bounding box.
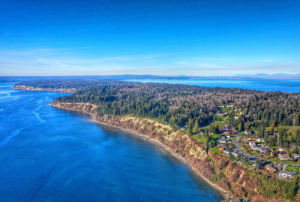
[2,73,300,84]
[13,79,300,201]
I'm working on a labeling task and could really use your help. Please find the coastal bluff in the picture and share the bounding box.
[50,101,290,202]
[13,85,76,93]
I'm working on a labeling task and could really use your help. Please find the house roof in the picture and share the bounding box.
[278,153,291,160]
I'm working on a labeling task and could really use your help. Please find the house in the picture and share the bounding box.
[278,153,291,161]
[251,146,260,150]
[217,144,227,151]
[279,147,289,153]
[279,171,298,179]
[249,141,256,147]
[265,164,277,173]
[217,139,229,143]
[234,116,239,120]
[219,135,227,139]
[180,127,186,130]
[245,136,257,141]
[231,129,239,134]
[223,150,232,155]
[240,111,243,115]
[259,148,268,153]
[222,131,231,135]
[231,151,240,158]
[245,130,253,135]
[223,127,230,131]
[257,138,265,142]
[291,153,300,160]
[265,146,274,152]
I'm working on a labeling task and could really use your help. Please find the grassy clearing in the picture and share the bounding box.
[210,147,221,154]
[286,166,299,172]
[192,134,207,143]
[199,121,225,130]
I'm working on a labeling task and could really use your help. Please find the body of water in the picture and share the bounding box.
[0,83,222,202]
[126,79,300,93]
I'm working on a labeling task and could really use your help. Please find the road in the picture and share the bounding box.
[233,133,255,158]
[222,110,232,123]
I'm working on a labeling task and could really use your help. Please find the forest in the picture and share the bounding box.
[15,79,300,131]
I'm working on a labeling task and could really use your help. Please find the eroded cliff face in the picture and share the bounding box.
[50,101,288,202]
[13,85,76,93]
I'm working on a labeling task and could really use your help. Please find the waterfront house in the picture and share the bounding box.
[265,164,277,173]
[278,153,291,161]
[223,150,232,155]
[279,171,298,179]
[231,151,240,158]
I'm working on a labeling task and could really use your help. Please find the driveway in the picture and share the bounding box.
[233,134,255,158]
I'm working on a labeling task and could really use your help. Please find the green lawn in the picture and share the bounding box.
[269,158,300,165]
[192,134,207,143]
[214,115,225,122]
[199,121,225,130]
[210,147,221,154]
[192,134,220,143]
[286,165,299,172]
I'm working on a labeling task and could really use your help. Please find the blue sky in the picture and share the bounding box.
[1,0,300,76]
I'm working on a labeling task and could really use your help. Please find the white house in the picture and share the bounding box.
[223,150,232,155]
[257,138,265,142]
[292,153,300,160]
[279,171,298,179]
[231,151,240,158]
[249,141,256,147]
[217,139,229,143]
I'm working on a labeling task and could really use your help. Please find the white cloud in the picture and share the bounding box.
[0,48,299,76]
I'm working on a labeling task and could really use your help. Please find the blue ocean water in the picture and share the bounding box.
[0,83,222,202]
[126,79,300,93]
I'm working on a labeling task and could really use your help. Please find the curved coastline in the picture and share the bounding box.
[49,102,230,200]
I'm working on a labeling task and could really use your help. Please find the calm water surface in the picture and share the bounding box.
[127,79,300,93]
[0,83,222,202]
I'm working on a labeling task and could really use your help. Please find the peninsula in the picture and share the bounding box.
[13,79,300,202]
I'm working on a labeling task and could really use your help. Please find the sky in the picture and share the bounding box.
[1,0,300,76]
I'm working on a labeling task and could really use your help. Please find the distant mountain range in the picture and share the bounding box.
[1,73,300,83]
[233,73,300,79]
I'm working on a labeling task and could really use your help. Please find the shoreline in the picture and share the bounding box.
[50,103,230,199]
